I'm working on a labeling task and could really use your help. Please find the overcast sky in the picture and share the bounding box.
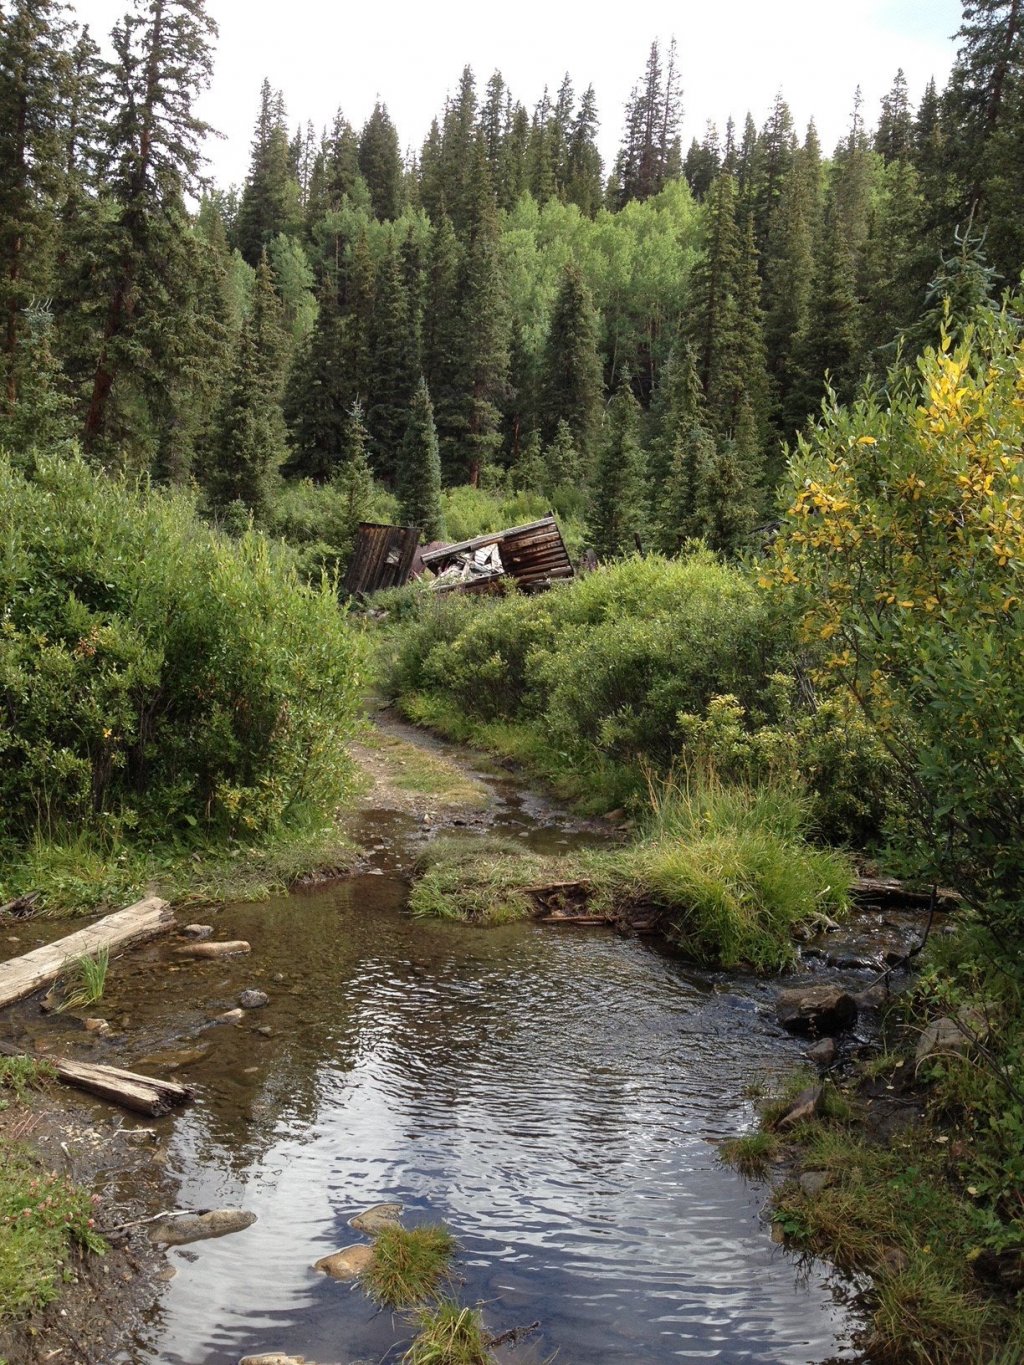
[72,0,965,188]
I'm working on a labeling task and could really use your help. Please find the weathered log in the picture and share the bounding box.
[0,896,173,1011]
[0,1040,192,1117]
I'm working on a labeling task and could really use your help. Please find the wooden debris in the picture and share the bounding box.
[0,1040,192,1117]
[850,876,960,909]
[0,896,174,1011]
[0,891,40,919]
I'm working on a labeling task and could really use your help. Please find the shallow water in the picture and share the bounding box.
[21,729,864,1365]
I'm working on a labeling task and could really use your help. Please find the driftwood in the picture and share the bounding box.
[0,896,174,1011]
[0,892,40,919]
[0,1040,192,1117]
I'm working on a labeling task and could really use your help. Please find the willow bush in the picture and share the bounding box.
[0,451,364,848]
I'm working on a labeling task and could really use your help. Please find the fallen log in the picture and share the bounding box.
[0,896,174,1011]
[0,1040,192,1117]
[850,877,960,910]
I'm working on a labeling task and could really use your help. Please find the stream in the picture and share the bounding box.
[16,727,874,1365]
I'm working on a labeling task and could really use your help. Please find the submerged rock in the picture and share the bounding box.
[179,940,251,958]
[239,989,270,1009]
[83,1017,110,1035]
[776,985,857,1037]
[349,1201,403,1234]
[149,1209,256,1245]
[216,1008,245,1024]
[182,924,214,939]
[313,1243,374,1279]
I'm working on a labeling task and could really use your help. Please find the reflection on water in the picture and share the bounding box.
[88,871,856,1365]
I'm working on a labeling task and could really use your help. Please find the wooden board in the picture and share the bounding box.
[0,1041,191,1117]
[0,896,174,1010]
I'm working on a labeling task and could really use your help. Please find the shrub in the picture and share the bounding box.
[262,476,399,582]
[0,452,365,847]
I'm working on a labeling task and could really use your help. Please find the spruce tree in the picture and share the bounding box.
[234,81,302,264]
[365,238,418,481]
[656,421,717,552]
[285,270,346,479]
[82,0,219,457]
[565,85,603,215]
[646,341,707,491]
[545,418,583,489]
[875,69,915,162]
[422,213,464,463]
[398,378,445,539]
[587,379,648,558]
[335,399,374,526]
[358,102,403,221]
[787,202,862,427]
[538,262,603,458]
[763,139,820,438]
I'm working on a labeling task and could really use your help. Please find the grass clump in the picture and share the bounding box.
[362,1223,456,1308]
[720,1130,779,1177]
[614,775,851,970]
[54,948,108,1012]
[409,837,554,926]
[0,1058,55,1108]
[403,1299,492,1365]
[0,1147,106,1322]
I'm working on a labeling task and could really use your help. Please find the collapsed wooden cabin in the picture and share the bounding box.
[344,515,574,597]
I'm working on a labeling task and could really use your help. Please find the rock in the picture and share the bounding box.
[349,1202,403,1235]
[776,985,858,1037]
[182,924,213,939]
[828,953,881,971]
[853,985,889,1010]
[83,1017,110,1035]
[775,1085,824,1130]
[799,1169,830,1197]
[178,940,251,958]
[239,1356,317,1365]
[313,1243,374,1279]
[254,1025,272,1037]
[877,1244,911,1276]
[216,1008,245,1024]
[915,1009,987,1065]
[239,989,269,1010]
[149,1209,256,1246]
[804,1037,836,1067]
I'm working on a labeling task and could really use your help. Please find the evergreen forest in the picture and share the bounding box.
[3,2,1023,562]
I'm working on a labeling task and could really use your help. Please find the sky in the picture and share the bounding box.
[72,0,965,188]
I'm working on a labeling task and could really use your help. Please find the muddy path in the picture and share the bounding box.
[0,709,931,1365]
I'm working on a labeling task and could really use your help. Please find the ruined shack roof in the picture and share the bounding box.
[419,516,574,593]
[344,514,574,597]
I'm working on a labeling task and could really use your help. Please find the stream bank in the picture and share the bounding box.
[0,712,938,1365]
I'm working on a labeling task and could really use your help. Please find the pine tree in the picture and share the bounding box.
[787,201,862,427]
[234,81,302,264]
[860,157,927,361]
[587,379,647,558]
[398,378,445,539]
[0,304,75,458]
[208,253,288,517]
[646,340,707,491]
[0,0,74,410]
[365,237,418,480]
[538,262,603,457]
[358,102,403,220]
[748,93,796,248]
[875,69,915,162]
[82,0,219,459]
[545,418,583,489]
[564,85,603,215]
[763,136,820,437]
[614,39,683,205]
[656,421,717,552]
[682,122,721,200]
[285,270,347,479]
[334,399,374,526]
[421,212,463,464]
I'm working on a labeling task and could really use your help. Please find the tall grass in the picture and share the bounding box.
[403,1300,491,1365]
[55,948,109,1012]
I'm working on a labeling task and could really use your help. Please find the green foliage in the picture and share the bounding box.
[0,1149,106,1322]
[409,837,549,925]
[0,1058,55,1109]
[0,452,364,850]
[720,1129,779,1176]
[363,1223,456,1308]
[587,380,647,557]
[403,1300,492,1365]
[766,305,1024,931]
[399,379,445,540]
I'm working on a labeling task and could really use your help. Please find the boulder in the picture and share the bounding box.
[775,1084,824,1130]
[915,1008,987,1065]
[216,1008,245,1024]
[182,924,214,939]
[313,1243,374,1279]
[149,1209,256,1246]
[239,989,270,1010]
[349,1201,403,1234]
[776,985,857,1037]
